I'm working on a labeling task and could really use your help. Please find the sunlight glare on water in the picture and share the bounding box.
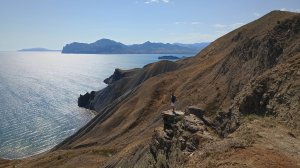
[0,51,180,159]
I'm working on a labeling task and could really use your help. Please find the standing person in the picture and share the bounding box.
[171,92,176,112]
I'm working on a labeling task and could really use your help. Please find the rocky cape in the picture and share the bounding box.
[61,39,209,54]
[2,11,300,168]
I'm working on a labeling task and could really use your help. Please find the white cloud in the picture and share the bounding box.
[167,22,244,43]
[213,23,245,29]
[213,24,227,28]
[253,12,260,17]
[174,21,202,25]
[280,8,300,12]
[145,0,170,4]
[165,33,219,43]
[174,21,185,25]
[280,8,288,11]
[209,22,245,39]
[191,22,201,25]
[215,30,229,35]
[231,23,245,29]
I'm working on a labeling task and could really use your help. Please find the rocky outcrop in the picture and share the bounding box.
[187,106,205,118]
[230,55,300,130]
[103,68,140,85]
[78,91,95,109]
[150,110,214,167]
[212,111,240,138]
[103,69,124,85]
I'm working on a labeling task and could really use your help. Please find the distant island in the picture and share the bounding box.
[62,38,210,54]
[18,48,61,52]
[158,55,181,60]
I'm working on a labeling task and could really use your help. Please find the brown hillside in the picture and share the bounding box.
[3,10,300,168]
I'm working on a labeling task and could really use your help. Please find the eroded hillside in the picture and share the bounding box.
[2,10,300,168]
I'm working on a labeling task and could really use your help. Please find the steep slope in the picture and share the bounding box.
[4,10,300,168]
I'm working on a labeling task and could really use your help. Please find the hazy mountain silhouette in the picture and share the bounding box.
[18,48,60,52]
[62,39,207,54]
[173,42,210,50]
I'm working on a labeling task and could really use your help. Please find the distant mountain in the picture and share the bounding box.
[18,48,60,52]
[62,39,208,54]
[62,39,128,54]
[173,42,210,50]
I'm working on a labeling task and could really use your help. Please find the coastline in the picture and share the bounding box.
[1,11,299,168]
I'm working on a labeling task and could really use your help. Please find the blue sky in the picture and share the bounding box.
[0,0,299,50]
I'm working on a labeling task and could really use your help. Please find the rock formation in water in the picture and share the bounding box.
[158,55,181,60]
[78,91,95,110]
[3,10,300,168]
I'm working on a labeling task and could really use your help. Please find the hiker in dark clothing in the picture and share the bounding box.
[171,92,176,112]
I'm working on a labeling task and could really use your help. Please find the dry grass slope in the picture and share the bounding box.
[2,10,300,168]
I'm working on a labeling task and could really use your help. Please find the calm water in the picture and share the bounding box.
[0,52,185,159]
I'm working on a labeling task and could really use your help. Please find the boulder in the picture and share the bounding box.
[162,110,184,130]
[187,106,205,118]
[187,106,212,126]
[150,127,172,161]
[183,115,205,133]
[213,111,240,138]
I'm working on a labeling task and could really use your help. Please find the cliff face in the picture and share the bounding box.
[78,60,178,112]
[4,11,300,168]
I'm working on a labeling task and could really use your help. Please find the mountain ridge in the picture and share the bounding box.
[62,39,209,54]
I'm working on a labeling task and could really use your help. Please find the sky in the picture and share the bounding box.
[0,0,299,51]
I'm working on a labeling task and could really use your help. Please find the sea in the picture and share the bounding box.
[0,51,186,159]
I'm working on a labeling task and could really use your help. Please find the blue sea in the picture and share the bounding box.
[0,51,186,159]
